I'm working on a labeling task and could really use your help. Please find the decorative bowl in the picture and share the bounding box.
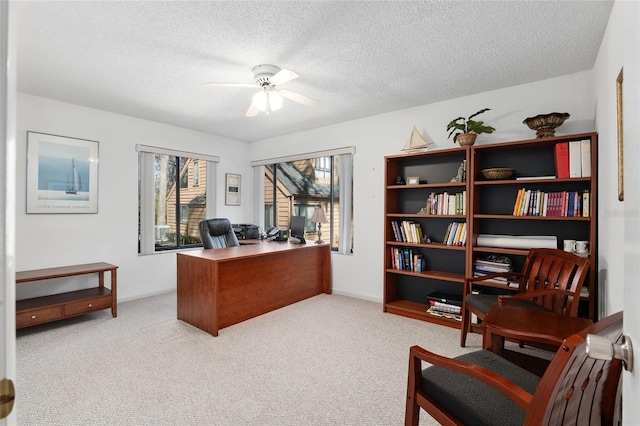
[481,167,515,180]
[523,112,570,138]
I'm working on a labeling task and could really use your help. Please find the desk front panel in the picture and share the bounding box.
[177,242,331,335]
[217,244,329,328]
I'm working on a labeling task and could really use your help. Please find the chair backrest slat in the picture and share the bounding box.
[525,311,623,425]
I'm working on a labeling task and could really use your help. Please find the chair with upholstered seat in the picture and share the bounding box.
[460,248,590,347]
[405,311,623,426]
[198,218,239,249]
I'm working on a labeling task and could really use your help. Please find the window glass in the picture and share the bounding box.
[141,154,206,251]
[264,155,352,252]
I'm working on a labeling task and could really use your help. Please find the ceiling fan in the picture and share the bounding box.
[205,64,320,117]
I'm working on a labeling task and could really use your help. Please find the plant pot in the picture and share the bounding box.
[456,133,477,147]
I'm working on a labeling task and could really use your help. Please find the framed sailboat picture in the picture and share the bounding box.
[26,132,99,214]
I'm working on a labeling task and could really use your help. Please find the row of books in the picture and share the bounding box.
[390,247,427,272]
[554,140,591,178]
[422,191,466,216]
[442,222,466,246]
[390,220,424,243]
[512,189,590,217]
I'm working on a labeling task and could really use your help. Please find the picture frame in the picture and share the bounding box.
[406,176,420,185]
[616,68,624,201]
[225,173,241,205]
[26,132,99,214]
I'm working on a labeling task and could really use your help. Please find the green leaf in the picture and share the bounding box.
[467,108,491,121]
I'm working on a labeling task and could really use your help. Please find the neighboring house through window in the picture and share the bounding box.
[252,148,354,254]
[137,145,218,254]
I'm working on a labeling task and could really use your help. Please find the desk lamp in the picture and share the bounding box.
[310,207,328,244]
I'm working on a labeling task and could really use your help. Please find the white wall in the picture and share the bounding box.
[16,94,252,301]
[594,0,640,422]
[593,1,627,318]
[251,71,596,302]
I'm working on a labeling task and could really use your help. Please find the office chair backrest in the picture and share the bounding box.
[198,218,240,249]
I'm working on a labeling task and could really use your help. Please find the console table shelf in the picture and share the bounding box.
[16,262,118,329]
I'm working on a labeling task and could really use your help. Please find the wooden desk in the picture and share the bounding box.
[16,262,118,329]
[177,242,331,336]
[483,303,592,375]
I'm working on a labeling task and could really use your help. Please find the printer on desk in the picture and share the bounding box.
[232,224,259,240]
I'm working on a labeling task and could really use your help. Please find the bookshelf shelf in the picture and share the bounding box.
[385,300,461,327]
[387,182,467,190]
[387,213,466,219]
[386,268,465,283]
[383,131,598,329]
[473,246,530,256]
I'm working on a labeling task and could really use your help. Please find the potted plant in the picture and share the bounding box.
[447,108,496,146]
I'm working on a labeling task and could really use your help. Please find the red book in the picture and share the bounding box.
[555,142,570,178]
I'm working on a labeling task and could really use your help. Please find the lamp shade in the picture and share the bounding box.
[252,89,283,113]
[310,207,328,224]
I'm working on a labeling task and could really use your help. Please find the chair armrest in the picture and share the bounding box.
[498,288,574,303]
[409,345,533,410]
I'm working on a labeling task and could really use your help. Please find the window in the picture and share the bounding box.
[137,145,218,254]
[180,205,189,223]
[257,148,353,253]
[193,161,199,186]
[314,156,331,180]
[180,161,188,188]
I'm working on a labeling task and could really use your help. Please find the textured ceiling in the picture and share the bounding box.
[16,1,614,142]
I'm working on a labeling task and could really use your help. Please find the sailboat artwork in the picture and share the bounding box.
[65,158,82,194]
[27,132,98,213]
[401,126,431,152]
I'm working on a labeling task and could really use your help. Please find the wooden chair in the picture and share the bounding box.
[460,248,590,347]
[405,311,623,426]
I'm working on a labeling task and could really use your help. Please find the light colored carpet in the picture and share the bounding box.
[16,292,488,425]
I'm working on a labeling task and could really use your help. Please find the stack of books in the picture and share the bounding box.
[426,292,462,321]
[473,254,518,288]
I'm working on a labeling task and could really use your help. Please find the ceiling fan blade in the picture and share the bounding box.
[279,89,320,107]
[205,82,257,88]
[245,101,260,117]
[270,68,299,86]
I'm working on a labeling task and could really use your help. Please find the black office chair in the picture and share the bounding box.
[198,218,240,249]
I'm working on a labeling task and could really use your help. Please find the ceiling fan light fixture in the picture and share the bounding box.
[269,92,283,111]
[252,90,268,111]
[252,89,283,114]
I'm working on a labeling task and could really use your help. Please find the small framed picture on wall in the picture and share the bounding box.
[225,173,241,206]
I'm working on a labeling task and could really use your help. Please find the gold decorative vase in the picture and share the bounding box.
[456,133,477,147]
